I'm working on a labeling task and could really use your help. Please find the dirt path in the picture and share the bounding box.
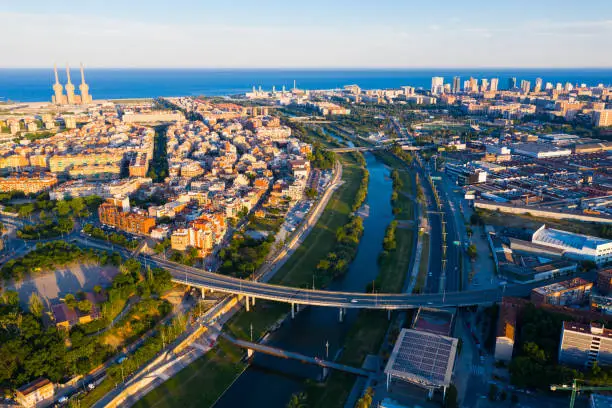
[4,262,120,309]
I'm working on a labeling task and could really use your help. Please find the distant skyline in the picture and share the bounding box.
[2,0,612,68]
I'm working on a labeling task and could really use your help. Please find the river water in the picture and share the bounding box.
[214,152,393,407]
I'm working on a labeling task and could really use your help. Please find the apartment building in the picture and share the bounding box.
[0,172,57,194]
[0,154,29,171]
[531,278,593,306]
[559,322,612,367]
[593,109,612,127]
[49,151,124,173]
[98,199,156,235]
[597,268,612,295]
[128,152,150,177]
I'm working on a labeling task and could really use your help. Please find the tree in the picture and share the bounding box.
[76,300,92,313]
[17,204,34,219]
[64,294,76,309]
[28,293,43,319]
[470,212,483,226]
[488,384,498,401]
[444,384,458,408]
[305,188,317,199]
[54,201,72,217]
[286,392,308,408]
[0,290,19,306]
[355,387,374,408]
[466,244,478,259]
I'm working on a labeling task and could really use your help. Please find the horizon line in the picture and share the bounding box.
[1,66,612,70]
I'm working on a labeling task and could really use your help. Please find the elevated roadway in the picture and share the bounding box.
[146,255,594,311]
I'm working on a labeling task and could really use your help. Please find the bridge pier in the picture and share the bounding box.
[251,296,256,306]
[339,308,345,323]
[291,303,295,319]
[387,309,391,321]
[247,348,254,358]
[245,296,250,312]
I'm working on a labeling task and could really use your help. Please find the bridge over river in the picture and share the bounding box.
[145,255,595,313]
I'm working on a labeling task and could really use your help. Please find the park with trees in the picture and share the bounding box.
[0,256,174,393]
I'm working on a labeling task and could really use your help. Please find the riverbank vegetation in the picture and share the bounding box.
[382,220,397,252]
[390,143,414,164]
[307,151,417,408]
[272,153,366,288]
[316,215,364,278]
[352,169,369,212]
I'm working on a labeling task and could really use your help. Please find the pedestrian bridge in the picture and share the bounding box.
[219,331,372,377]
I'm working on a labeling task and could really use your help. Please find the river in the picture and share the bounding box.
[323,128,355,148]
[213,152,393,407]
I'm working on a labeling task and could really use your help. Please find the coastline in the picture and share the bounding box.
[2,67,611,103]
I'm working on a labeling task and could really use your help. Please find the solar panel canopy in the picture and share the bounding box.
[384,328,458,388]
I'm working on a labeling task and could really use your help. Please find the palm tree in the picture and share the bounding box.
[286,392,308,408]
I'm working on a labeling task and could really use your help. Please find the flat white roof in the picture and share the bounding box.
[533,225,612,251]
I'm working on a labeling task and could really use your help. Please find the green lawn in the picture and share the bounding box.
[415,232,430,293]
[226,300,287,341]
[395,170,415,220]
[379,228,414,293]
[271,154,364,287]
[132,338,246,408]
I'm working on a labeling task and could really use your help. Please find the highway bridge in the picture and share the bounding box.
[144,254,593,312]
[73,226,595,314]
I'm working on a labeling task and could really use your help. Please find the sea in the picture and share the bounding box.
[1,68,611,102]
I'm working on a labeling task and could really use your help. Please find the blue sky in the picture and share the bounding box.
[1,0,611,67]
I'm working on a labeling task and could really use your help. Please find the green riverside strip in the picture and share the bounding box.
[133,153,366,408]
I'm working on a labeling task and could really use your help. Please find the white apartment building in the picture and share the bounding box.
[559,322,612,367]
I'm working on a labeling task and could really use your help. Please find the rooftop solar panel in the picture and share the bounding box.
[384,329,458,388]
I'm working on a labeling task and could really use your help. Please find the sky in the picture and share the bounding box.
[1,0,611,68]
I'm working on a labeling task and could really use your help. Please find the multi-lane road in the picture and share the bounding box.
[390,117,467,293]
